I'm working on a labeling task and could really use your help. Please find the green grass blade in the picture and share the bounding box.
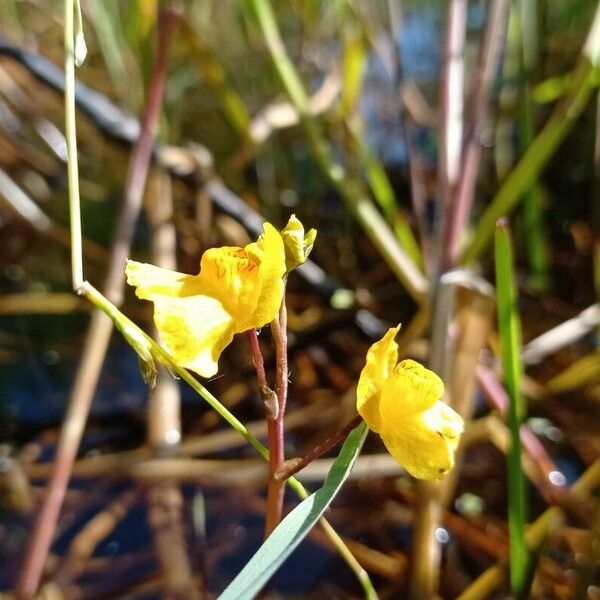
[463,58,598,264]
[218,422,369,600]
[494,220,530,597]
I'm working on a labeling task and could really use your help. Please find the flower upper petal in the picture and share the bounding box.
[379,359,444,422]
[196,223,286,331]
[380,400,464,480]
[356,325,400,433]
[247,222,286,326]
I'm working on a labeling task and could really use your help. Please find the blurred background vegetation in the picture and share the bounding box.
[0,1,599,598]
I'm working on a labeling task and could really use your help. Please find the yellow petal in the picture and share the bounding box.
[197,245,262,319]
[356,325,401,433]
[126,223,286,378]
[197,223,286,330]
[152,293,234,378]
[281,214,317,271]
[244,222,286,327]
[126,260,202,299]
[380,401,464,480]
[378,359,444,423]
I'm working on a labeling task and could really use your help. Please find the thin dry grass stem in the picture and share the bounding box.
[521,303,600,366]
[52,489,140,589]
[20,402,335,485]
[14,10,179,599]
[147,485,202,600]
[0,293,88,314]
[411,274,495,600]
[145,170,200,599]
[444,0,511,268]
[23,457,267,484]
[146,171,182,454]
[1,459,33,514]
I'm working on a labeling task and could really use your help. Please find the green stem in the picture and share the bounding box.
[65,0,84,290]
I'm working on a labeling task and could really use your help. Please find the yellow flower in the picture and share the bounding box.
[357,326,464,480]
[126,222,286,378]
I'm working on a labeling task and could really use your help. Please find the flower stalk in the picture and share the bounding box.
[264,291,288,536]
[275,414,363,482]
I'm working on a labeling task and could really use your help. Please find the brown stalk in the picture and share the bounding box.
[411,274,495,600]
[145,170,201,599]
[444,0,511,268]
[275,415,363,482]
[14,9,179,599]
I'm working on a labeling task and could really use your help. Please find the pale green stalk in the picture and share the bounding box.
[65,0,84,290]
[347,118,424,267]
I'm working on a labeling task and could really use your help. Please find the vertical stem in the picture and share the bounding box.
[247,328,268,389]
[444,0,511,268]
[247,327,283,536]
[64,0,83,290]
[146,171,200,599]
[265,296,288,536]
[592,91,600,335]
[14,8,178,599]
[435,0,466,277]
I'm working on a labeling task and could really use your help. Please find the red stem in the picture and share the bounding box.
[264,298,288,536]
[275,414,362,481]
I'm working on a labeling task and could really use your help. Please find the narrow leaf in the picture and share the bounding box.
[495,220,530,598]
[218,422,368,600]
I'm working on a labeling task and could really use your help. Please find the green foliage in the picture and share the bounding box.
[218,422,368,600]
[494,222,530,598]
